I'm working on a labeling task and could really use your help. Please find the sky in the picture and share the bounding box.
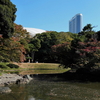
[11,0,100,32]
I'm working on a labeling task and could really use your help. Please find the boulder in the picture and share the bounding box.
[0,87,11,93]
[23,75,33,80]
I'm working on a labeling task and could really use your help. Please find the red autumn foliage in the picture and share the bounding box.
[78,41,100,53]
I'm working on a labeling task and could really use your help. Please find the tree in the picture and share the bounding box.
[0,37,26,62]
[57,32,73,43]
[14,23,31,52]
[51,31,100,70]
[0,0,17,38]
[0,23,31,62]
[95,31,100,41]
[28,38,41,62]
[79,24,96,42]
[34,31,75,63]
[83,24,93,32]
[75,41,100,69]
[52,41,83,69]
[14,23,30,39]
[34,31,59,62]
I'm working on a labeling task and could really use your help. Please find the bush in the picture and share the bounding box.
[7,64,19,69]
[0,63,8,69]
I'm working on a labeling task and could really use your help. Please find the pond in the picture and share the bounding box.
[0,75,100,100]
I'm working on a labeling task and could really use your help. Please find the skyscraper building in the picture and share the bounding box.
[69,13,82,33]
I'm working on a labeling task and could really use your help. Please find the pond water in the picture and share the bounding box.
[0,76,100,100]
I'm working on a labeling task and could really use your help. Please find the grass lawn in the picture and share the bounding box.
[3,63,70,75]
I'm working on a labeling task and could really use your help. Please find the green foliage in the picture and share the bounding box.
[34,31,59,62]
[52,42,79,68]
[26,38,41,62]
[19,39,30,52]
[79,24,96,42]
[0,38,23,62]
[57,32,73,43]
[0,63,8,69]
[83,24,93,32]
[34,31,74,62]
[52,31,100,70]
[0,0,17,38]
[29,38,41,52]
[7,63,19,68]
[0,23,31,63]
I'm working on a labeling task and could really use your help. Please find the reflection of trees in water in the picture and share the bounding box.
[1,79,100,100]
[0,85,29,100]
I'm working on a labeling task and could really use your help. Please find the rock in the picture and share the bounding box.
[0,74,33,86]
[23,75,33,80]
[0,74,33,94]
[0,87,11,93]
[16,79,27,84]
[16,75,32,84]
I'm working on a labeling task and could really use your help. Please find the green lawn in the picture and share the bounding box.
[2,63,70,75]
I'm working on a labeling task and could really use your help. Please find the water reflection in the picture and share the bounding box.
[0,77,100,100]
[28,96,35,100]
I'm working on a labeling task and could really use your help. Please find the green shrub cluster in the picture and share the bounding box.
[0,63,19,69]
[7,64,19,68]
[0,63,8,69]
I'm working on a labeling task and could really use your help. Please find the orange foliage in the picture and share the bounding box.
[0,35,26,62]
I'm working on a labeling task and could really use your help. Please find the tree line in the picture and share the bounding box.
[1,0,100,72]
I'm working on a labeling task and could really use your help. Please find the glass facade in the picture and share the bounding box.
[69,14,82,33]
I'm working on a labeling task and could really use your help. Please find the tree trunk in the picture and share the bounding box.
[31,51,35,63]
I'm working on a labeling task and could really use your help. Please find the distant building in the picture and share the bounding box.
[69,13,83,33]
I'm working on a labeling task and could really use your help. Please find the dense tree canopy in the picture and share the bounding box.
[0,37,26,62]
[34,31,73,62]
[0,23,30,62]
[0,0,17,38]
[51,24,100,71]
[34,31,59,62]
[14,23,31,52]
[14,23,30,39]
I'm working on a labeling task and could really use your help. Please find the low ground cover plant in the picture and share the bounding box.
[7,63,19,69]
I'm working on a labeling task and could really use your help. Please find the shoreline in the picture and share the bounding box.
[0,73,33,93]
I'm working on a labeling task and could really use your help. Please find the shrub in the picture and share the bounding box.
[0,63,8,69]
[7,64,19,69]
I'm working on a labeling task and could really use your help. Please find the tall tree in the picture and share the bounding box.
[28,38,41,62]
[14,23,30,52]
[0,0,17,38]
[83,24,94,32]
[14,23,30,39]
[0,37,26,62]
[34,31,59,62]
[79,24,96,42]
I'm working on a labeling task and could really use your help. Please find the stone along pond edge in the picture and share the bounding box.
[0,73,33,93]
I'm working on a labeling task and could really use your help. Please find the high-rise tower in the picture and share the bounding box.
[69,13,82,33]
